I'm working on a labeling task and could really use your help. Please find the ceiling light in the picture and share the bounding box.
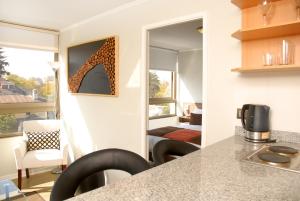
[197,26,203,33]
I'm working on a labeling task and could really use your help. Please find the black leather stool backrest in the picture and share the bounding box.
[152,140,200,166]
[50,148,150,201]
[77,171,105,194]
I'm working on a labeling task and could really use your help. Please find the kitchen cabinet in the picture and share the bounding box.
[231,0,281,9]
[231,0,300,73]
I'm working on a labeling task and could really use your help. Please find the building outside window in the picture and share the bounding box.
[149,69,176,119]
[0,47,56,137]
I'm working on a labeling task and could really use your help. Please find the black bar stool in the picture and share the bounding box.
[50,148,150,201]
[152,139,200,166]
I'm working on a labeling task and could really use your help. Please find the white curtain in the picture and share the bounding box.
[0,22,59,52]
[149,47,178,71]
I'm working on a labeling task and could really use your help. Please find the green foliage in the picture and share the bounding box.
[0,114,17,133]
[149,71,170,98]
[0,48,9,77]
[155,81,169,98]
[6,74,55,99]
[149,71,160,98]
[161,103,171,115]
[40,81,55,98]
[6,74,39,90]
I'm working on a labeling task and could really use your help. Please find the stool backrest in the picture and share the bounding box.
[50,148,150,201]
[152,139,200,166]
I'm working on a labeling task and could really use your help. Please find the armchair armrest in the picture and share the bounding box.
[13,140,27,169]
[61,143,69,165]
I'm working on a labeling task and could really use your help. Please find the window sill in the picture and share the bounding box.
[149,98,176,105]
[0,132,23,138]
[149,114,177,120]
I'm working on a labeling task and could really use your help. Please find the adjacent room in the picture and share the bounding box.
[0,0,300,201]
[146,20,203,161]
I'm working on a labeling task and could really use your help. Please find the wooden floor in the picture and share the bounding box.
[12,171,58,201]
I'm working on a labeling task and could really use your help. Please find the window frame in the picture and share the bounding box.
[0,47,57,138]
[149,70,177,119]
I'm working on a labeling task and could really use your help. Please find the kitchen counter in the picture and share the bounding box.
[68,136,300,201]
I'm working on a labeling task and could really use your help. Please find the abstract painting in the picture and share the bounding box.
[67,36,118,96]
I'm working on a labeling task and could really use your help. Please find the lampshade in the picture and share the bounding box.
[49,52,60,70]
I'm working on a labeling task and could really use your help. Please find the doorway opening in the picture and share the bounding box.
[142,15,206,161]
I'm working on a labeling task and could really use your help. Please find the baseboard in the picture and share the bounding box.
[0,166,56,180]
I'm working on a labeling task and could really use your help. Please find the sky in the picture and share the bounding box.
[1,47,54,80]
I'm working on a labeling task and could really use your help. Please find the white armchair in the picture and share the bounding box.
[13,120,69,189]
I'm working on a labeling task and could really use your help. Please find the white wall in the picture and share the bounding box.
[59,0,240,160]
[233,72,300,132]
[178,50,203,114]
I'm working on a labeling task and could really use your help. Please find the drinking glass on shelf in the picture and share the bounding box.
[263,52,274,66]
[296,0,300,20]
[259,0,273,26]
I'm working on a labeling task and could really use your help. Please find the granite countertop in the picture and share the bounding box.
[68,136,300,201]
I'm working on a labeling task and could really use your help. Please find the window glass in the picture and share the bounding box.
[149,70,173,99]
[0,47,55,103]
[149,103,176,118]
[0,111,55,134]
[149,69,176,119]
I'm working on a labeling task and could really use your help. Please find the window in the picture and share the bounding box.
[0,47,56,137]
[149,70,176,119]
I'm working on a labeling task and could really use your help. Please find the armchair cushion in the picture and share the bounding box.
[26,130,60,151]
[22,149,63,168]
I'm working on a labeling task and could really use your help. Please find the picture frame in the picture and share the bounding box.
[67,36,119,96]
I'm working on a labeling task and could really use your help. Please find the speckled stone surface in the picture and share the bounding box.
[235,126,300,143]
[68,136,300,201]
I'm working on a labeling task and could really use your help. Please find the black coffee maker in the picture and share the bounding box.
[241,104,270,142]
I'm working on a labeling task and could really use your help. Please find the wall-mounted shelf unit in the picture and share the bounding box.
[232,21,300,41]
[231,0,280,9]
[231,0,300,73]
[231,65,300,73]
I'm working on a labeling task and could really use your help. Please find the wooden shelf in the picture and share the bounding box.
[231,65,300,73]
[231,0,300,75]
[232,21,300,41]
[231,0,280,9]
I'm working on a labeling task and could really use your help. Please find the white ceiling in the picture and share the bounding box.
[0,0,137,30]
[149,19,203,51]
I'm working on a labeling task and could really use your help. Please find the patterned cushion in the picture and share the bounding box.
[26,130,60,151]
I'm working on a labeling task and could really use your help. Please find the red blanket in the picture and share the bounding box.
[163,129,201,144]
